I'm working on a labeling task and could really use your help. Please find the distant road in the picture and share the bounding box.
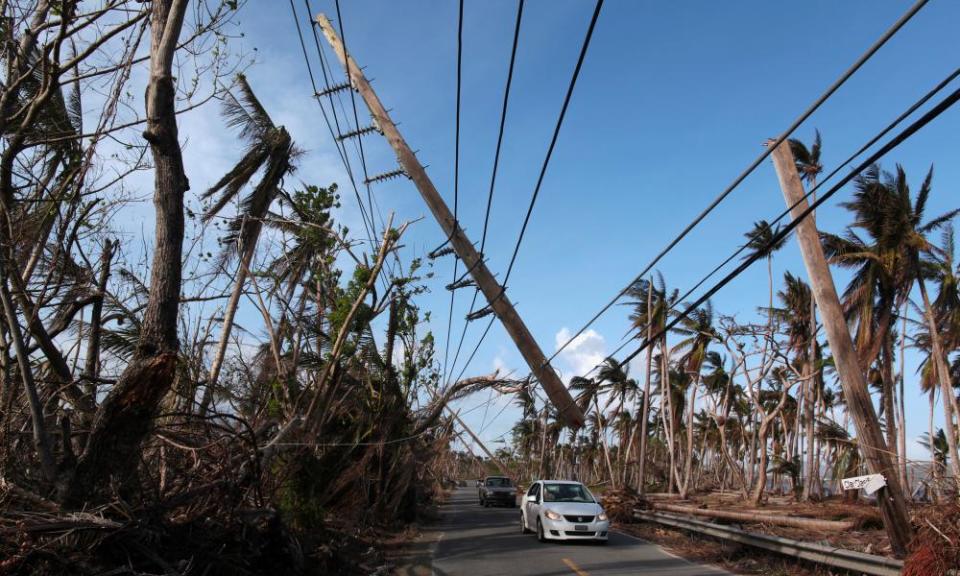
[429,487,730,576]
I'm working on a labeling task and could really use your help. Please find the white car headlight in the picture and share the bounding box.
[544,509,563,521]
[597,512,608,521]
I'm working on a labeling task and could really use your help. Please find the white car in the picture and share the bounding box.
[520,480,609,543]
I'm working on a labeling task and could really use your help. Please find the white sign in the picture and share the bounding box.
[841,474,887,495]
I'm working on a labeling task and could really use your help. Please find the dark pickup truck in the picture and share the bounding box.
[477,476,517,508]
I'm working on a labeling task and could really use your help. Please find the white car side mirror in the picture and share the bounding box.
[526,495,537,503]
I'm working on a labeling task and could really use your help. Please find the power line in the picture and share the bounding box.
[304,0,404,290]
[446,0,526,384]
[294,0,378,249]
[547,0,930,368]
[501,0,603,286]
[557,64,960,384]
[441,0,465,388]
[448,0,603,386]
[616,82,960,370]
[334,0,382,236]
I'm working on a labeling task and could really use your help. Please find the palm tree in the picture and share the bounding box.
[597,357,638,479]
[826,164,960,481]
[672,301,718,498]
[624,276,665,493]
[919,429,949,501]
[743,220,788,331]
[201,74,297,414]
[771,272,821,499]
[626,273,679,491]
[789,130,823,188]
[571,375,616,486]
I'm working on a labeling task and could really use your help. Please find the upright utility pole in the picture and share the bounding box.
[769,141,912,557]
[315,14,585,429]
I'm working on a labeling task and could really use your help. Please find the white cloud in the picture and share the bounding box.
[554,327,606,383]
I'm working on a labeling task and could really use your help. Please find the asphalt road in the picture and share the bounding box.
[430,487,730,576]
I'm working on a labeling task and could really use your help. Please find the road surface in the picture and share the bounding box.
[429,487,730,576]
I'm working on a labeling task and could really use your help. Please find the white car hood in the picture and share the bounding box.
[541,502,603,516]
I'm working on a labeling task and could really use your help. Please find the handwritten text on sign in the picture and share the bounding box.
[841,474,886,495]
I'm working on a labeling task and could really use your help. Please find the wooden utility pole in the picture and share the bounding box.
[769,141,912,557]
[449,408,510,477]
[316,14,584,429]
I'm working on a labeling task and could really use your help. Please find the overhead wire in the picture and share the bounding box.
[548,68,960,384]
[547,64,960,386]
[334,0,382,236]
[326,0,403,283]
[614,81,960,370]
[445,0,526,385]
[448,0,604,387]
[547,0,931,368]
[441,0,466,388]
[305,0,401,288]
[294,0,378,250]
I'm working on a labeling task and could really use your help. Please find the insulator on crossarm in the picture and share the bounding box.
[364,168,407,186]
[315,81,352,99]
[429,246,456,260]
[466,306,494,322]
[446,277,476,291]
[337,124,380,142]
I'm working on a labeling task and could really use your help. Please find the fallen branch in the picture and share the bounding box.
[652,502,856,531]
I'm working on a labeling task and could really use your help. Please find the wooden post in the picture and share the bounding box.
[769,140,912,557]
[315,14,584,428]
[448,407,511,478]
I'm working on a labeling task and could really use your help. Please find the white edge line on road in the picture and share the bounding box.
[430,531,445,576]
[613,529,737,576]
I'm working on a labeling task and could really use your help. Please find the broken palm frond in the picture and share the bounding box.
[602,487,641,523]
[904,504,960,576]
[414,372,526,436]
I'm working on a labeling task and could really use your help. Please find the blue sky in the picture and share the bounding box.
[161,1,960,460]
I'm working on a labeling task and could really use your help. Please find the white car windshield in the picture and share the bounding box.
[542,483,594,503]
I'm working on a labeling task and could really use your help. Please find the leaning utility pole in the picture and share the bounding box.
[449,408,510,477]
[316,14,585,429]
[769,140,912,557]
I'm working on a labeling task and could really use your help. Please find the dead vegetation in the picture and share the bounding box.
[0,1,517,573]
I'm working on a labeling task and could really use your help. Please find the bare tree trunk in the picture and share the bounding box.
[803,334,817,500]
[62,0,190,506]
[881,334,900,497]
[636,281,654,494]
[751,421,770,505]
[81,240,115,413]
[680,373,699,498]
[897,308,909,496]
[0,256,56,482]
[918,277,960,484]
[929,391,941,503]
[595,398,616,488]
[660,339,679,493]
[200,244,252,415]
